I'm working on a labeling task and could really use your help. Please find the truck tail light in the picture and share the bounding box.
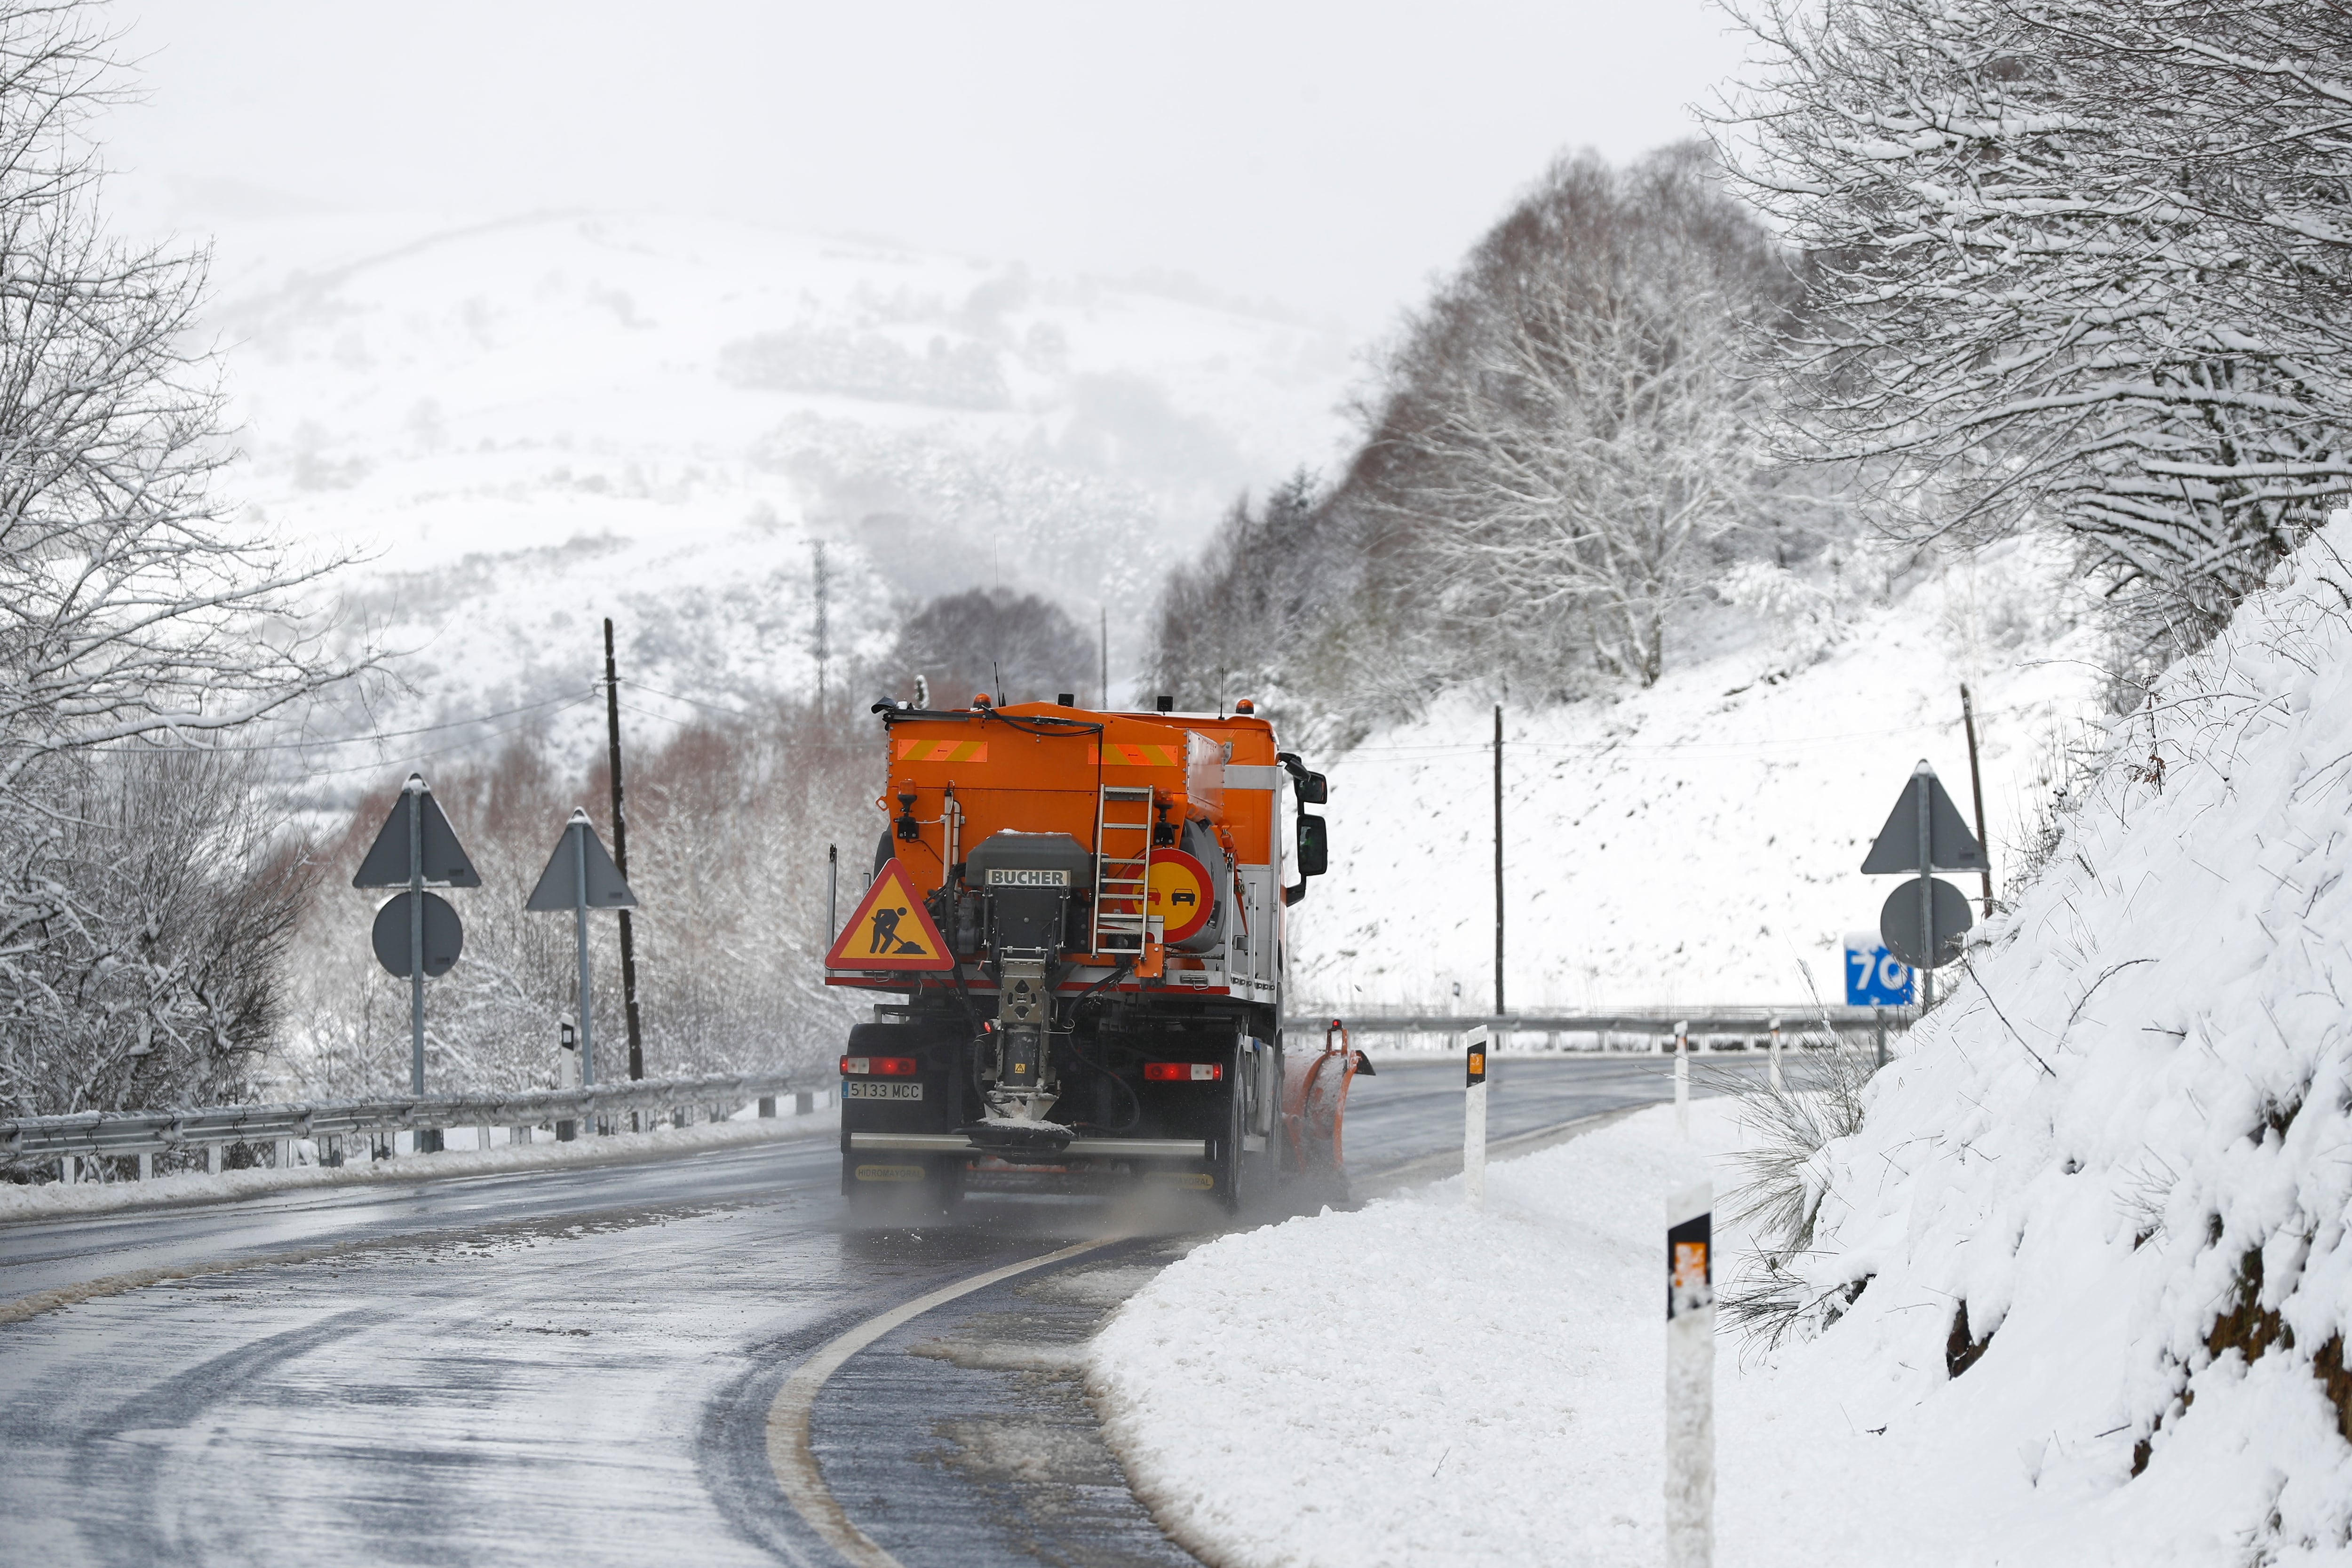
[841,1056,919,1076]
[1143,1062,1222,1082]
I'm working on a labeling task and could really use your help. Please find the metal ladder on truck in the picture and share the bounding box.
[1092,785,1154,954]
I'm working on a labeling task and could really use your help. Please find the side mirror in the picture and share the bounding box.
[1294,812,1328,878]
[1278,752,1329,805]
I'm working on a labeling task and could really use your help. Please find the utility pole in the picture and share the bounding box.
[604,619,646,1081]
[1493,702,1505,1017]
[810,542,831,715]
[1961,684,1995,916]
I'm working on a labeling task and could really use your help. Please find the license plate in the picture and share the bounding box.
[845,1081,923,1100]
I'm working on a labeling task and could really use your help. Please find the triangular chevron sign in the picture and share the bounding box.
[826,859,952,971]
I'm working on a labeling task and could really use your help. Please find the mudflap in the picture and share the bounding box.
[843,1151,964,1226]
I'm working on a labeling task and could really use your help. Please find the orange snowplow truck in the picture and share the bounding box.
[824,693,1364,1218]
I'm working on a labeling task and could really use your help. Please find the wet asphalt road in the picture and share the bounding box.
[0,1052,1762,1567]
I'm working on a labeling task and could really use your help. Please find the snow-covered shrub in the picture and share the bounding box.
[1716,559,1845,664]
[1715,1043,1881,1348]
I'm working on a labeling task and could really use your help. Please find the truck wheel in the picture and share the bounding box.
[1213,1084,1249,1214]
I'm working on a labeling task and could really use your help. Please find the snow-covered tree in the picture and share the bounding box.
[0,1,360,1115]
[289,699,874,1098]
[1144,144,1796,730]
[1369,146,1788,687]
[1146,470,1328,715]
[1375,150,1774,685]
[887,588,1094,709]
[1717,0,2352,673]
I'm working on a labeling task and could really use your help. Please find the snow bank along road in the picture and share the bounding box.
[0,1054,1762,1567]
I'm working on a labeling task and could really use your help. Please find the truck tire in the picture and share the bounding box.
[1213,1082,1249,1214]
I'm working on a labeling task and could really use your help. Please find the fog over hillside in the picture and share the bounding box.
[178,208,1356,804]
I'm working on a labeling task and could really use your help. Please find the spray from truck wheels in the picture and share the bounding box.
[823,692,1353,1219]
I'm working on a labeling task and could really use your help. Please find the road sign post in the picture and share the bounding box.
[556,1021,579,1140]
[1666,1179,1715,1568]
[527,809,640,1102]
[1860,761,1986,1011]
[1673,1019,1690,1139]
[353,774,480,1102]
[1463,1024,1489,1209]
[1914,767,1934,1009]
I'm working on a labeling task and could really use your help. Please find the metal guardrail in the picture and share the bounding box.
[1281,1008,1917,1038]
[1,1070,826,1177]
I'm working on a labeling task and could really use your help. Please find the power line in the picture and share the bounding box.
[291,695,602,777]
[620,680,757,718]
[1338,697,2082,760]
[106,688,595,756]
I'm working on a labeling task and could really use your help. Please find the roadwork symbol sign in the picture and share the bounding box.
[826,859,952,971]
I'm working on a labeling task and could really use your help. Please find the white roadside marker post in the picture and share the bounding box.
[1666,1180,1715,1568]
[1464,1023,1490,1208]
[1673,1019,1690,1139]
[1768,1015,1783,1094]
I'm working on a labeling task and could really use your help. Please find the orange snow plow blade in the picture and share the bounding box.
[1283,1019,1368,1177]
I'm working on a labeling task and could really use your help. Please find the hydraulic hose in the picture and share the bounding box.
[1058,959,1140,1134]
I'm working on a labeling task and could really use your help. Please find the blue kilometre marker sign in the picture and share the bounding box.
[1843,931,1916,1006]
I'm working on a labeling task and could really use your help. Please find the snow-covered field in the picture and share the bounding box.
[1094,1093,2338,1567]
[1292,538,2108,1011]
[1092,1099,1921,1568]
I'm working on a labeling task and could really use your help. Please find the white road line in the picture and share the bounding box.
[763,1236,1123,1568]
[1351,1104,1644,1199]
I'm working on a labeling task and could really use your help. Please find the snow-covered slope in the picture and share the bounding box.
[177,208,1354,793]
[1093,523,2352,1567]
[1759,518,2352,1557]
[1292,539,2107,1011]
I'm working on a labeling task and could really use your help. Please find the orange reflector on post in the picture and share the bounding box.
[1143,1062,1222,1082]
[841,1056,918,1076]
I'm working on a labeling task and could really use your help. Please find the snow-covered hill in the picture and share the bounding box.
[1291,538,2108,1011]
[1095,525,2352,1566]
[1758,517,2352,1558]
[177,208,1355,798]
[175,208,2112,1015]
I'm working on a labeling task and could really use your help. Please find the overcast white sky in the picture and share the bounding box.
[108,0,1754,333]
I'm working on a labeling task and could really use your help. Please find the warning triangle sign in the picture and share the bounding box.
[352,778,482,889]
[825,859,953,971]
[1860,761,1988,874]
